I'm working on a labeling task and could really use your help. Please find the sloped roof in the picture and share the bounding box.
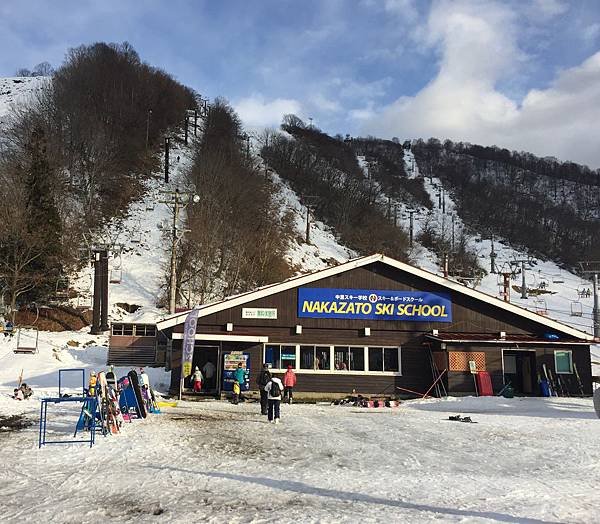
[156,253,594,341]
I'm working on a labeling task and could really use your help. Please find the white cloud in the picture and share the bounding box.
[531,0,568,18]
[363,0,600,168]
[234,95,302,128]
[383,0,419,22]
[582,23,600,44]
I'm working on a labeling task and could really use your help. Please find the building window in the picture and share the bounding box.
[334,346,365,371]
[554,350,573,374]
[265,345,281,369]
[123,324,134,336]
[111,324,124,336]
[263,344,400,374]
[369,347,384,371]
[316,346,330,370]
[281,345,296,368]
[133,324,156,336]
[334,346,349,370]
[368,347,400,372]
[350,347,365,371]
[384,348,399,372]
[300,345,314,369]
[300,345,330,370]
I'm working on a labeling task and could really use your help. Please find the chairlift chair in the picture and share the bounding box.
[533,298,548,316]
[55,276,70,300]
[14,325,39,354]
[109,268,123,284]
[570,301,583,317]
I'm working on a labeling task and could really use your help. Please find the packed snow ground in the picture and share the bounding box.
[1,396,599,523]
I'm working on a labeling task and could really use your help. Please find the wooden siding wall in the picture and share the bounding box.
[175,263,553,337]
[447,344,592,395]
[108,335,157,366]
[167,262,592,395]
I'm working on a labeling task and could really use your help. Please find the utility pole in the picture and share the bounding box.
[501,272,511,302]
[451,214,456,252]
[443,253,449,278]
[145,109,152,149]
[164,137,170,183]
[159,189,200,314]
[302,196,319,244]
[407,210,416,248]
[513,259,530,299]
[184,114,189,145]
[579,261,600,338]
[490,234,497,274]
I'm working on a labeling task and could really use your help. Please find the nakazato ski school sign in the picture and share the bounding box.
[298,288,452,322]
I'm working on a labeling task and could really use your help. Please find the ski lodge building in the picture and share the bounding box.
[111,254,595,397]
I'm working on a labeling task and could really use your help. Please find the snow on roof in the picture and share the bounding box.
[156,253,594,341]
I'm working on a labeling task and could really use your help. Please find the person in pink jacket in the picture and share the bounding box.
[283,365,297,404]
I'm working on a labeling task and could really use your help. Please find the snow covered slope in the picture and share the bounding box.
[71,138,196,323]
[0,76,46,127]
[272,172,356,272]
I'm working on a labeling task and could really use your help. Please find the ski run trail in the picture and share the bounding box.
[1,77,600,523]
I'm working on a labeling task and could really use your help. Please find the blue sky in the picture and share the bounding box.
[1,0,600,166]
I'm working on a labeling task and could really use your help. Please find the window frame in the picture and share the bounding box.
[554,350,573,374]
[262,344,401,376]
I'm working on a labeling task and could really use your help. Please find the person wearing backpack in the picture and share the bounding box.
[256,363,272,416]
[264,375,284,423]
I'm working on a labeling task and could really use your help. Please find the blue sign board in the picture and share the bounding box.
[298,288,452,322]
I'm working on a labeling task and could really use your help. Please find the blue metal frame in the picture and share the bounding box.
[58,368,86,397]
[38,396,98,448]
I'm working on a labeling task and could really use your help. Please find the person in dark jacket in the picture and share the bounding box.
[256,364,272,416]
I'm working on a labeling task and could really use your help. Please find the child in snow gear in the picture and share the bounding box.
[265,376,284,423]
[234,362,246,401]
[257,363,272,415]
[192,366,203,392]
[13,388,24,400]
[283,365,296,404]
[20,383,32,399]
[232,380,241,405]
[88,371,97,397]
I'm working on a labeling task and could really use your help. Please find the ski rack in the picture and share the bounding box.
[39,395,98,448]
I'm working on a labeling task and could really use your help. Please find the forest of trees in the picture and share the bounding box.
[261,116,411,261]
[0,42,197,315]
[172,100,295,305]
[412,138,600,269]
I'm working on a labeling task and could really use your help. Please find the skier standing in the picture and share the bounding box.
[192,366,204,393]
[256,364,272,415]
[264,375,284,423]
[283,365,297,404]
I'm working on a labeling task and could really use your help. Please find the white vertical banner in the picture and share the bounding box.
[181,309,199,379]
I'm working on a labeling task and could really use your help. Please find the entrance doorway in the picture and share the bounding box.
[503,350,536,394]
[187,345,220,394]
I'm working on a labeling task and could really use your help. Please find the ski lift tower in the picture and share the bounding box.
[159,188,200,314]
[578,261,600,338]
